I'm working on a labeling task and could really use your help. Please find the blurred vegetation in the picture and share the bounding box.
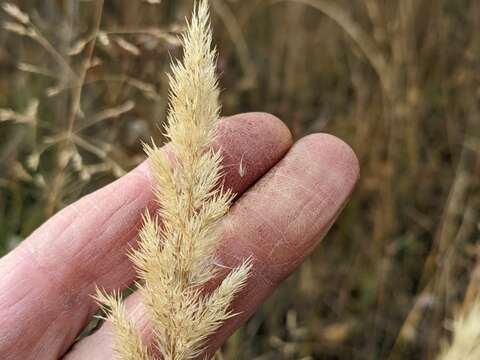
[1,0,480,359]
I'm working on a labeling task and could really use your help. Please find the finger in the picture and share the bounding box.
[65,133,359,359]
[0,113,292,360]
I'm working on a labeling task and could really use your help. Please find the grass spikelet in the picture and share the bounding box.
[438,301,480,360]
[95,289,150,360]
[96,1,252,359]
[2,3,30,24]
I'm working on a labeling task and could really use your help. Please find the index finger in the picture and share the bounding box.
[0,113,292,360]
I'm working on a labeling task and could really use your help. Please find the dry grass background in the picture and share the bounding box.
[0,0,479,359]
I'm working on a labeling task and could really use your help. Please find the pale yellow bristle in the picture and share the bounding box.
[97,1,251,359]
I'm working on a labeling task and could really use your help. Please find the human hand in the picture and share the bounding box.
[0,113,359,359]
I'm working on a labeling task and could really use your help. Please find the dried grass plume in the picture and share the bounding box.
[438,301,480,360]
[96,1,252,359]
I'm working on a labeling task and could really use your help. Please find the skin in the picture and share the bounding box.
[0,113,359,359]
